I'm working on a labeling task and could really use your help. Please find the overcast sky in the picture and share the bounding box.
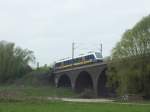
[0,0,150,66]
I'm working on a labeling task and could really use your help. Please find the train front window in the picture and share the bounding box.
[95,52,102,58]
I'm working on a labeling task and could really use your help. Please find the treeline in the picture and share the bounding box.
[107,15,150,98]
[0,41,35,83]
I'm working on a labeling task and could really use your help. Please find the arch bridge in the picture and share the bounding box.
[54,62,109,97]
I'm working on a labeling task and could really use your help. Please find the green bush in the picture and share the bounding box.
[15,68,52,86]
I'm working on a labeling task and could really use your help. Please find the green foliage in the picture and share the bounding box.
[0,41,35,83]
[36,65,52,73]
[112,15,150,58]
[108,15,150,97]
[17,69,51,86]
[0,85,76,100]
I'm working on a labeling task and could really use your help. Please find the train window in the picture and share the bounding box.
[55,62,61,67]
[85,55,88,60]
[64,60,69,65]
[85,55,94,60]
[74,57,82,63]
[91,55,95,59]
[79,57,82,62]
[75,58,79,63]
[68,60,73,64]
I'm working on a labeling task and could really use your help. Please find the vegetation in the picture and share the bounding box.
[0,41,35,83]
[16,67,53,86]
[0,101,150,112]
[107,15,150,98]
[0,85,76,101]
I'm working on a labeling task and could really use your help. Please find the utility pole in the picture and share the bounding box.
[72,42,75,68]
[100,43,103,57]
[37,62,39,69]
[72,42,75,61]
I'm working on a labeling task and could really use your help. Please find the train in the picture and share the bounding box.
[54,52,103,70]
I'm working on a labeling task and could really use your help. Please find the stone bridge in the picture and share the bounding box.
[54,62,109,97]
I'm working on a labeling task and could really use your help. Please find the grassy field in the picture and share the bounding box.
[0,101,150,112]
[0,85,76,99]
[0,85,150,112]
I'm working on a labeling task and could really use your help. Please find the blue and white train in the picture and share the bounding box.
[54,52,103,70]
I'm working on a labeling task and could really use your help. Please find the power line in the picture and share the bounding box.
[71,42,103,58]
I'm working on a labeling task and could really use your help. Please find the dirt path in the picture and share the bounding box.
[47,97,150,105]
[48,97,114,103]
[61,98,114,103]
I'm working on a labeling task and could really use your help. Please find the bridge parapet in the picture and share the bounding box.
[54,62,107,74]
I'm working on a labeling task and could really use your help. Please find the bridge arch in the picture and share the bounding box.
[58,74,71,88]
[75,71,93,93]
[97,69,108,97]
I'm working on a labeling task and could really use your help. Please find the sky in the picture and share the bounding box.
[0,0,150,66]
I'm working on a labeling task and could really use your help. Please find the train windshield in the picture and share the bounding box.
[95,52,102,58]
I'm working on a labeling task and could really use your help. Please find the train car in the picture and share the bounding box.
[54,52,103,70]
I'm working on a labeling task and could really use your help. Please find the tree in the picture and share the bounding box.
[108,15,150,97]
[0,41,35,83]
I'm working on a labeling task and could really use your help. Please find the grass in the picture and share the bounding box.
[0,85,76,99]
[0,85,150,112]
[0,101,150,112]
